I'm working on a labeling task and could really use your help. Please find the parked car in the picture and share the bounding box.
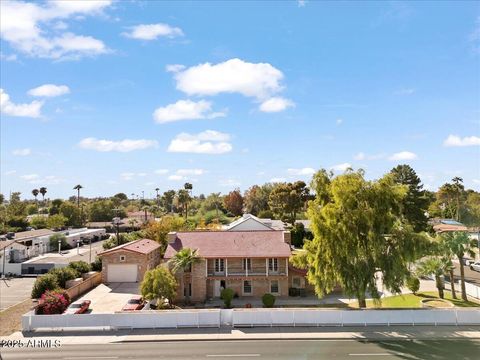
[122,296,144,311]
[470,262,480,272]
[462,257,474,266]
[64,300,91,314]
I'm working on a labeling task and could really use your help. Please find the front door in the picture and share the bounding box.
[214,280,221,297]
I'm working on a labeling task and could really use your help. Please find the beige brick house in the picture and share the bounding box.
[164,231,294,303]
[99,238,161,283]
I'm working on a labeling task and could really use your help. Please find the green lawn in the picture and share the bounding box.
[365,291,480,309]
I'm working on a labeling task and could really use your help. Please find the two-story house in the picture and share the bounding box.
[164,230,293,303]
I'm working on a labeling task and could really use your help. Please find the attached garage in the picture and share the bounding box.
[107,264,138,283]
[98,239,161,284]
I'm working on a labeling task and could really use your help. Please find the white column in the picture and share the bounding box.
[246,259,248,277]
[225,258,228,276]
[205,259,208,276]
[266,258,269,276]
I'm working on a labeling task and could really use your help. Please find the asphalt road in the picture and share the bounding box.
[1,339,479,360]
[452,264,480,286]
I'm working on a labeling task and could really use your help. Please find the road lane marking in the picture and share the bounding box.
[63,357,119,360]
[207,355,260,358]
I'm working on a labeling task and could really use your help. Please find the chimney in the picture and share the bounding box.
[283,231,291,245]
[167,232,177,244]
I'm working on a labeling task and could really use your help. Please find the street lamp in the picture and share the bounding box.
[2,245,6,278]
[58,239,61,254]
[112,208,123,247]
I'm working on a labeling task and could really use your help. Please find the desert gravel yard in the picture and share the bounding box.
[76,282,141,313]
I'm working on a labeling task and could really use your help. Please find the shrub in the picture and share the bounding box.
[68,261,91,275]
[262,293,276,308]
[140,266,178,307]
[257,210,274,219]
[31,274,59,299]
[91,257,102,272]
[49,267,79,288]
[37,290,70,315]
[220,288,235,308]
[406,276,420,295]
[49,233,69,251]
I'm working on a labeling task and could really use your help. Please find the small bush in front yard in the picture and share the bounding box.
[406,276,420,295]
[262,293,276,308]
[91,257,102,272]
[68,261,91,275]
[31,274,59,299]
[220,288,235,308]
[49,267,79,288]
[36,290,70,315]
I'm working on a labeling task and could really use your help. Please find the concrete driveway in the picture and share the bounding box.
[77,282,141,313]
[0,277,36,311]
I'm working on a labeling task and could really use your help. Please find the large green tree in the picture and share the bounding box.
[243,184,273,215]
[140,266,178,307]
[298,169,429,307]
[268,181,311,224]
[390,164,430,232]
[168,248,201,304]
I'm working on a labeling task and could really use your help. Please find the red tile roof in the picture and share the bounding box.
[164,231,291,259]
[433,224,468,233]
[99,238,160,256]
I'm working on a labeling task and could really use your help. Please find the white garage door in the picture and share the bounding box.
[107,264,138,282]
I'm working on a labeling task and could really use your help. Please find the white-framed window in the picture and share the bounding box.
[119,255,126,262]
[270,280,279,294]
[183,283,192,297]
[215,259,225,273]
[243,280,252,295]
[243,258,251,271]
[268,258,278,272]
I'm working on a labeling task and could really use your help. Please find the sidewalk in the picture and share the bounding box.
[2,326,480,345]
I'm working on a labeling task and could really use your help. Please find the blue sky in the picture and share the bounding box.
[1,0,479,200]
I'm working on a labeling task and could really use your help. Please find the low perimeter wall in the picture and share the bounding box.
[22,308,480,332]
[65,272,102,300]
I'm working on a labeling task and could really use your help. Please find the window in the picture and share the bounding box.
[243,280,252,294]
[268,258,278,272]
[243,258,251,271]
[215,259,225,273]
[185,264,192,273]
[119,255,126,262]
[270,280,279,294]
[183,283,192,297]
[293,277,302,288]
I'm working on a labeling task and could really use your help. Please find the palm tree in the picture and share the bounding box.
[168,248,201,304]
[32,189,39,209]
[177,189,191,221]
[440,231,476,301]
[73,185,83,208]
[155,188,160,206]
[417,257,448,299]
[39,187,47,205]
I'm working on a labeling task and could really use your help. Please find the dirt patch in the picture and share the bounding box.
[0,298,35,336]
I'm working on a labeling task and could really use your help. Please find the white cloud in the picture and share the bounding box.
[123,23,183,40]
[155,169,169,175]
[0,53,17,61]
[0,0,111,60]
[270,177,286,183]
[26,175,63,185]
[174,58,285,100]
[353,152,385,161]
[259,97,294,112]
[153,99,226,124]
[28,84,70,97]
[167,130,232,154]
[330,163,352,172]
[166,64,186,73]
[168,174,185,181]
[287,167,315,176]
[20,174,39,181]
[79,137,158,152]
[443,135,480,147]
[473,179,480,184]
[176,169,205,176]
[12,148,31,156]
[5,170,17,176]
[219,179,241,187]
[354,152,366,161]
[336,118,343,125]
[394,88,415,95]
[298,0,308,7]
[0,88,43,118]
[388,151,418,161]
